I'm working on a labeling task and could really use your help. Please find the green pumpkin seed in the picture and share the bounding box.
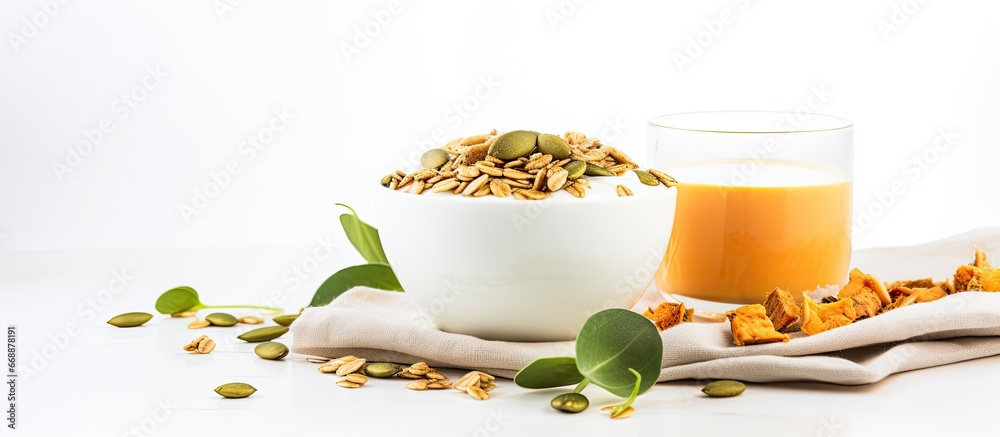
[487,130,537,160]
[107,312,153,328]
[273,314,298,327]
[420,149,449,169]
[205,312,239,327]
[702,380,746,398]
[564,160,586,180]
[550,392,589,413]
[365,362,406,378]
[536,134,571,160]
[633,170,660,186]
[237,326,289,343]
[380,174,394,187]
[584,163,614,176]
[253,342,289,360]
[214,382,256,399]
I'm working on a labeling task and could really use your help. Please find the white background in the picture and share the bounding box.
[2,0,999,252]
[3,2,1000,435]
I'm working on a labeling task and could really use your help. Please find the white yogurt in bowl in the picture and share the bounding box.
[375,170,676,341]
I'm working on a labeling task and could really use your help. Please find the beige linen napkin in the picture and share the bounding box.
[291,228,1000,385]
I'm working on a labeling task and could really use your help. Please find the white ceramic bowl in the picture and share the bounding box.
[375,172,676,341]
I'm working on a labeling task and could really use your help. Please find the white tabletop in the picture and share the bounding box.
[2,244,997,436]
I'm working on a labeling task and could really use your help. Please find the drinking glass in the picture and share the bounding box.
[648,111,853,307]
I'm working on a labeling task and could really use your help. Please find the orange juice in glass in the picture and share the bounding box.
[648,112,853,305]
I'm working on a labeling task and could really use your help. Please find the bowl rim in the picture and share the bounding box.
[374,181,677,205]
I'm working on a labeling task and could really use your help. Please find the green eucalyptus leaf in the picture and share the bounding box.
[337,203,389,264]
[575,309,662,398]
[309,263,402,307]
[155,286,202,314]
[514,357,585,389]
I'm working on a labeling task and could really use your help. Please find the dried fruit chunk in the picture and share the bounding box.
[683,308,695,322]
[642,302,688,331]
[725,304,790,346]
[912,286,947,303]
[882,291,921,313]
[841,287,882,319]
[954,249,1000,292]
[800,294,857,336]
[887,285,948,305]
[887,278,935,292]
[763,287,800,332]
[837,268,888,318]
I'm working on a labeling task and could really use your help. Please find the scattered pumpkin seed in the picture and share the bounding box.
[380,174,394,187]
[550,392,589,413]
[584,163,614,176]
[237,326,289,342]
[107,312,153,328]
[633,170,660,186]
[536,134,571,160]
[214,382,256,399]
[273,314,298,326]
[253,341,289,360]
[420,149,450,169]
[702,380,746,398]
[205,312,239,327]
[487,130,537,160]
[365,362,406,378]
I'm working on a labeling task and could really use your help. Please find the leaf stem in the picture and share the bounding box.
[196,304,284,314]
[572,378,590,394]
[335,202,358,216]
[609,368,642,418]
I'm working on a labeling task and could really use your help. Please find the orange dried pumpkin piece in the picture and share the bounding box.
[800,294,858,336]
[726,304,789,346]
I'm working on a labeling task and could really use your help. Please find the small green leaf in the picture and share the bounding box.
[154,286,282,314]
[575,309,662,398]
[514,357,585,389]
[309,263,402,307]
[155,286,201,314]
[337,203,389,264]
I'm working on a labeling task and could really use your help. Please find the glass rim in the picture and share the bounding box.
[648,111,853,134]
